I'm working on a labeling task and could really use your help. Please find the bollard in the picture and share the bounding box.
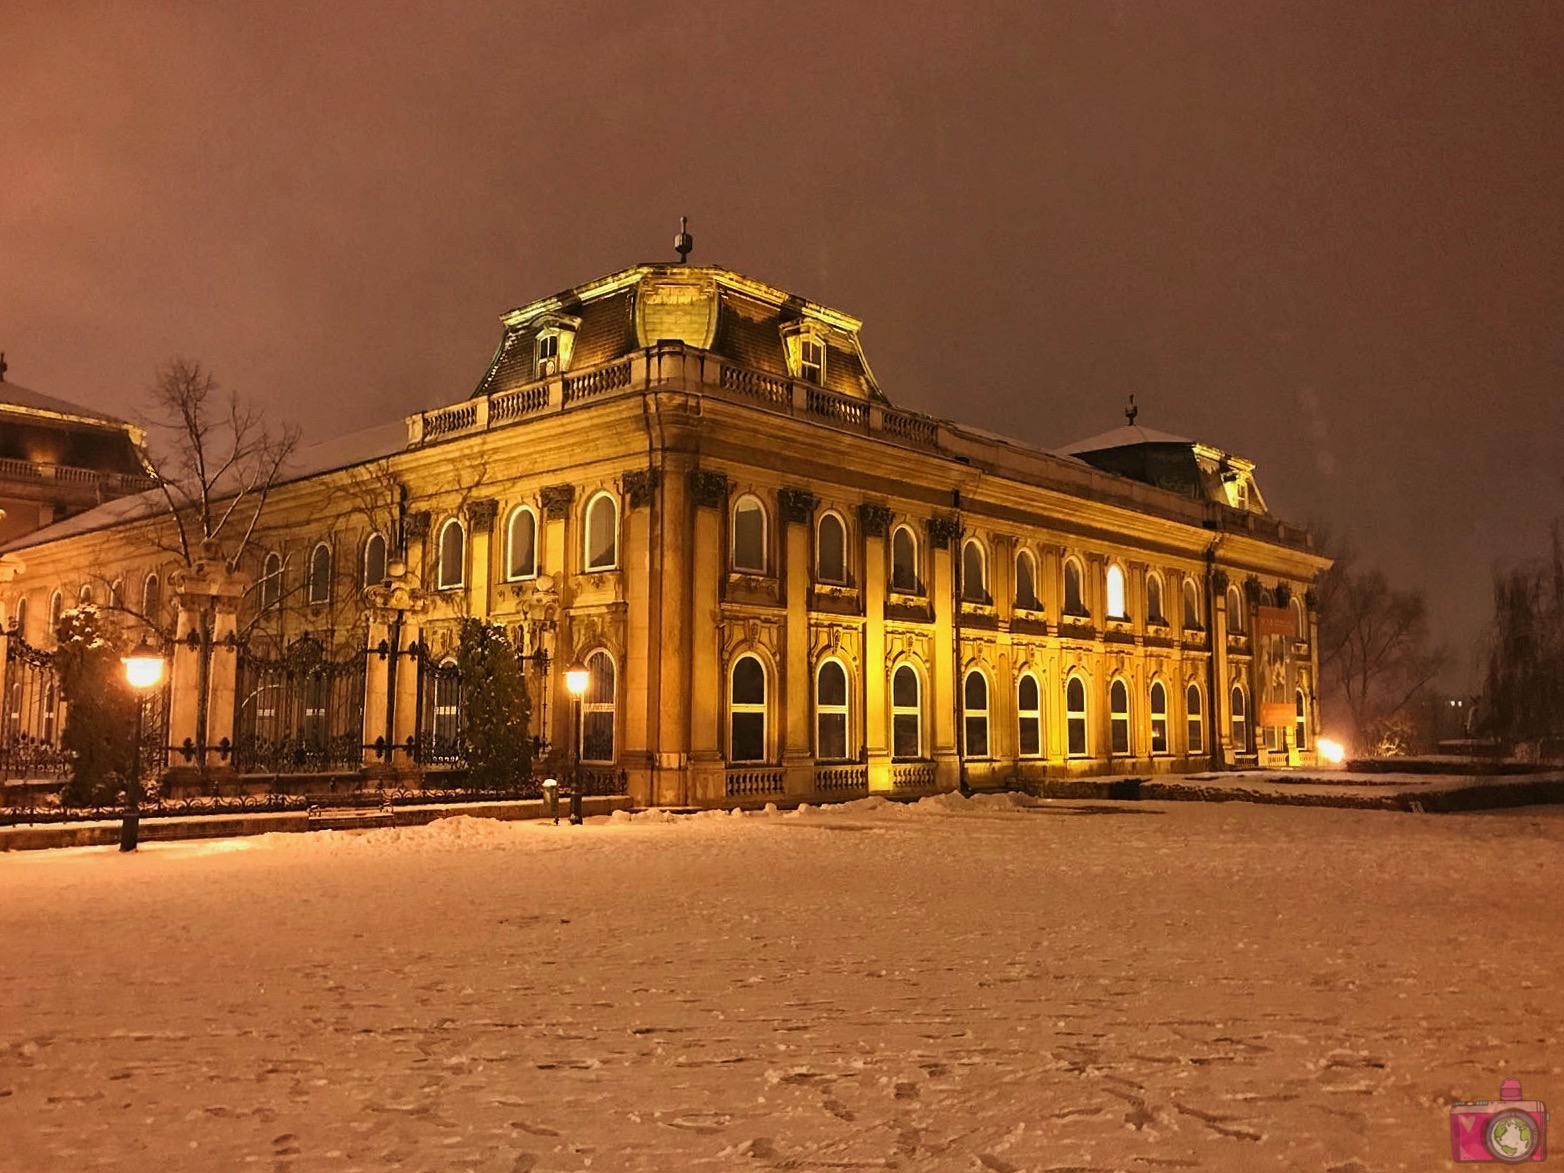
[542,778,559,825]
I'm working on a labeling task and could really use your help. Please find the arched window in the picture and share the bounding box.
[1147,574,1165,625]
[1066,676,1088,756]
[962,669,989,757]
[1063,558,1086,616]
[890,526,919,593]
[437,519,466,589]
[582,650,617,762]
[13,596,27,640]
[584,492,618,571]
[1150,680,1168,754]
[143,574,161,622]
[48,590,63,636]
[1292,596,1307,639]
[1231,685,1248,750]
[110,579,125,609]
[1295,688,1309,751]
[961,540,987,603]
[816,659,850,760]
[1186,684,1204,753]
[1015,549,1039,609]
[891,664,922,760]
[1110,678,1130,755]
[1105,564,1127,620]
[307,542,333,605]
[816,512,847,584]
[1227,585,1245,634]
[1017,673,1043,757]
[732,495,767,573]
[260,553,282,611]
[77,584,93,605]
[506,507,538,581]
[1183,578,1201,630]
[729,654,767,763]
[363,533,389,588]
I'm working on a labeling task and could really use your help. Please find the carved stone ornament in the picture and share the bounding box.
[778,487,818,525]
[689,468,729,509]
[623,468,661,508]
[1273,581,1292,607]
[926,515,961,550]
[464,497,499,528]
[540,484,576,519]
[1244,573,1263,603]
[403,510,431,542]
[1304,587,1318,611]
[1210,568,1229,593]
[858,502,892,538]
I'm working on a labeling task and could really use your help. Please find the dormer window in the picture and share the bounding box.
[799,337,824,384]
[536,332,560,378]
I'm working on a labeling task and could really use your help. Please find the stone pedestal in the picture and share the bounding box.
[165,551,249,787]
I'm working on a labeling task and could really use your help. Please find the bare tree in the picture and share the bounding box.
[143,358,300,574]
[1315,537,1447,753]
[1480,522,1564,750]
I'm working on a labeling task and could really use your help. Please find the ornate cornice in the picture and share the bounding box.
[689,469,729,509]
[623,468,661,508]
[778,487,818,525]
[858,502,892,538]
[540,484,576,520]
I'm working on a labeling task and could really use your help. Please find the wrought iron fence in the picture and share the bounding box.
[414,645,464,767]
[232,634,367,774]
[1,631,70,783]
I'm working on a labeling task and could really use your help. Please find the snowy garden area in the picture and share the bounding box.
[1,795,1558,1172]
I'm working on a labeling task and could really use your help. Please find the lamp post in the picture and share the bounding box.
[119,637,167,853]
[564,660,589,825]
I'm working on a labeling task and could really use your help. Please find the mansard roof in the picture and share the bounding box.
[471,263,883,404]
[1058,418,1268,515]
[0,379,131,428]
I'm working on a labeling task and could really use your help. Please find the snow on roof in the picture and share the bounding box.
[2,418,408,553]
[0,380,130,426]
[1056,422,1193,456]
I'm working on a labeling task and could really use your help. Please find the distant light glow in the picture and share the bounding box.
[1317,737,1347,766]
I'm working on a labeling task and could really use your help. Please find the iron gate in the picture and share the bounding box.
[0,631,69,782]
[232,634,366,773]
[414,644,464,767]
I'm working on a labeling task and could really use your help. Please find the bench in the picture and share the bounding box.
[305,800,395,832]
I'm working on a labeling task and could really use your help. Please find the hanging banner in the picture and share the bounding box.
[1255,606,1296,728]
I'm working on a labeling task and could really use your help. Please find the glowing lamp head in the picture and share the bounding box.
[565,661,590,697]
[121,639,166,691]
[1317,736,1347,766]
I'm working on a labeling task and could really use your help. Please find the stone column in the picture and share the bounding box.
[928,515,960,789]
[687,469,727,804]
[779,487,817,797]
[464,498,498,620]
[621,468,660,805]
[362,562,427,777]
[166,550,249,786]
[1211,568,1232,765]
[859,503,892,792]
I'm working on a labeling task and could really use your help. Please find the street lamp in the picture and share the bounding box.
[564,660,590,825]
[119,637,167,852]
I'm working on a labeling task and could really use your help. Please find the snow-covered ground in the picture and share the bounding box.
[1,795,1558,1172]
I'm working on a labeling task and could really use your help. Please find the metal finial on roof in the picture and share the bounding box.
[1125,394,1137,426]
[674,216,693,264]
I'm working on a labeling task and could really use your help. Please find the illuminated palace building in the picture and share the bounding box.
[0,259,1328,806]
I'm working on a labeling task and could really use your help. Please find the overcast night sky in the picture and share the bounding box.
[5,1,1562,685]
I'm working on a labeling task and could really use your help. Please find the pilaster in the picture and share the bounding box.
[859,502,892,792]
[464,497,498,621]
[778,487,817,796]
[927,515,959,788]
[686,469,727,804]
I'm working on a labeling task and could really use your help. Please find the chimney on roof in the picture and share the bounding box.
[674,216,693,264]
[1124,394,1137,426]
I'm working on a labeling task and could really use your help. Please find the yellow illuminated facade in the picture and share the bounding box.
[1,263,1330,805]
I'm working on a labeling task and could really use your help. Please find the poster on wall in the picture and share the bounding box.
[1255,606,1296,728]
